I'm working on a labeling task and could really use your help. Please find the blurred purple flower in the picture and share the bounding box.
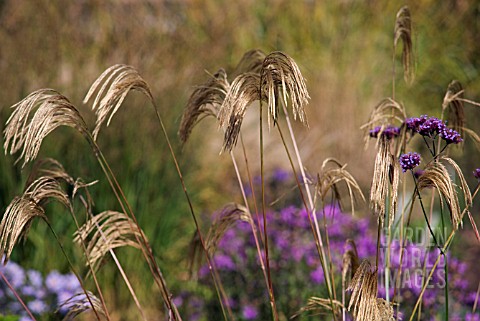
[242,304,258,320]
[27,299,47,314]
[473,168,480,180]
[309,266,324,284]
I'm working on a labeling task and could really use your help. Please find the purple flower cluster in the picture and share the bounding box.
[0,258,83,319]
[405,115,463,144]
[399,152,421,172]
[369,125,401,140]
[176,172,479,320]
[473,168,480,181]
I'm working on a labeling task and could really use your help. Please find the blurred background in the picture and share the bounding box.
[1,0,480,319]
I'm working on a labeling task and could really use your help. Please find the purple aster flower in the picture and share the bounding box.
[310,266,324,284]
[473,168,480,180]
[466,313,480,321]
[242,304,258,320]
[45,270,64,293]
[439,126,463,144]
[27,299,47,314]
[27,270,43,288]
[2,261,26,288]
[399,152,421,172]
[272,168,290,183]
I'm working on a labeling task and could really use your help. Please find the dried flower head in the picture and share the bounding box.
[347,260,380,320]
[179,69,230,143]
[83,64,154,140]
[442,80,464,136]
[399,152,421,172]
[219,73,261,151]
[417,158,472,228]
[74,211,143,273]
[4,89,89,167]
[0,197,46,263]
[56,291,106,321]
[317,159,365,214]
[260,51,310,127]
[394,5,414,84]
[232,49,267,76]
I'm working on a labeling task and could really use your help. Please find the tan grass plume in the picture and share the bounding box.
[260,51,310,127]
[316,158,365,214]
[74,210,143,273]
[394,6,414,84]
[291,297,343,319]
[205,203,253,256]
[417,157,472,228]
[57,291,106,321]
[179,68,230,143]
[347,260,394,321]
[232,49,267,77]
[0,197,46,263]
[0,174,74,262]
[219,72,262,151]
[442,80,465,137]
[83,64,154,140]
[4,89,89,167]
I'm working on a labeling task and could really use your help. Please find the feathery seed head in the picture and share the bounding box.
[179,69,229,143]
[83,64,154,140]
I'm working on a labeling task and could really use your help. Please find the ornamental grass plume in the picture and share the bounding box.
[316,158,365,214]
[347,260,392,321]
[231,49,266,77]
[219,73,261,151]
[3,89,89,167]
[179,68,230,143]
[292,297,343,319]
[416,157,472,229]
[83,64,154,140]
[204,203,253,256]
[442,80,465,137]
[370,136,399,227]
[56,291,106,321]
[394,6,414,84]
[260,51,310,128]
[73,211,144,273]
[0,173,73,262]
[0,197,46,263]
[219,51,310,151]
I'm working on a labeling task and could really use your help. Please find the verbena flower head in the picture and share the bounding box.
[439,126,463,144]
[474,168,480,180]
[418,116,444,137]
[405,115,428,133]
[369,125,400,139]
[399,152,421,172]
